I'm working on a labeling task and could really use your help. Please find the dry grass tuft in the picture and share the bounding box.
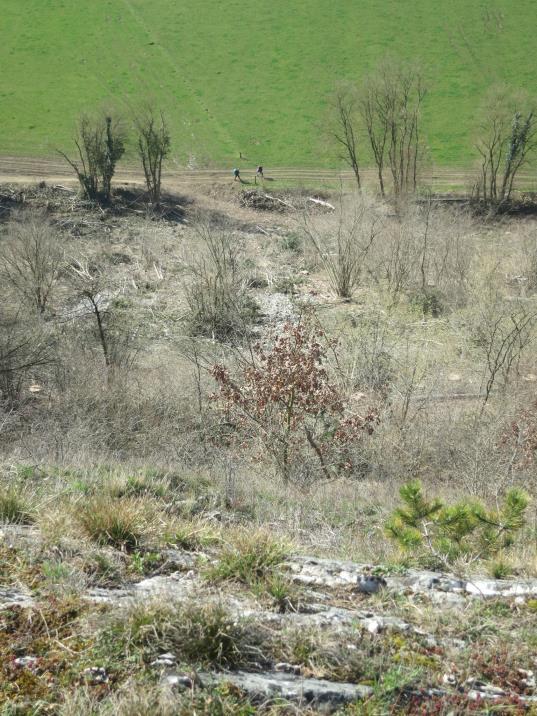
[102,598,260,669]
[76,497,150,551]
[0,486,35,524]
[207,528,289,586]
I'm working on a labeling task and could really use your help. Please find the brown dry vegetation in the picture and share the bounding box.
[1,182,537,713]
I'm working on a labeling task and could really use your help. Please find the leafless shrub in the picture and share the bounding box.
[366,202,474,308]
[521,229,537,293]
[58,113,126,202]
[0,316,52,407]
[30,351,199,463]
[420,204,474,308]
[500,396,537,473]
[378,211,423,303]
[344,311,394,397]
[391,337,438,428]
[0,211,62,314]
[67,259,139,371]
[473,301,537,408]
[183,225,258,341]
[301,194,383,299]
[135,108,171,206]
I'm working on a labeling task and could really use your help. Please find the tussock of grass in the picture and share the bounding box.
[0,486,34,524]
[164,519,221,551]
[101,599,259,669]
[58,684,258,716]
[37,506,80,546]
[76,497,149,551]
[207,529,289,587]
[257,572,305,613]
[107,474,169,500]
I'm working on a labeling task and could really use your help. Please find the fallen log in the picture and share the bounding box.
[307,196,335,211]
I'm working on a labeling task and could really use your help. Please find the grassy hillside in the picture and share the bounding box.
[1,0,536,167]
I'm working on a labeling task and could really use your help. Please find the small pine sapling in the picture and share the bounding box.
[386,480,529,568]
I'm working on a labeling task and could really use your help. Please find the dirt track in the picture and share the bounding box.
[0,154,535,192]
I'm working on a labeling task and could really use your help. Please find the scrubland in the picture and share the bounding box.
[1,182,537,713]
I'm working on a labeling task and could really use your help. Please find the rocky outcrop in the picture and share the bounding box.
[285,555,537,598]
[0,586,34,610]
[3,530,537,712]
[197,671,372,712]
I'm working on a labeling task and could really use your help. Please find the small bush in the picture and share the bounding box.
[386,480,529,568]
[211,314,379,482]
[408,287,444,317]
[272,274,304,294]
[281,232,302,253]
[77,497,147,550]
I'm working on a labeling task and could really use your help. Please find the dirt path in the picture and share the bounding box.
[0,155,506,190]
[1,154,535,193]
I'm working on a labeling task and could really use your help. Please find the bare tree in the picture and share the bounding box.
[136,109,171,206]
[473,86,537,204]
[359,57,427,197]
[359,80,388,197]
[330,83,361,189]
[67,260,140,373]
[58,113,126,202]
[68,260,111,367]
[0,211,62,314]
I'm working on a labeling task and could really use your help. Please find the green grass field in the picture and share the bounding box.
[1,0,536,168]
